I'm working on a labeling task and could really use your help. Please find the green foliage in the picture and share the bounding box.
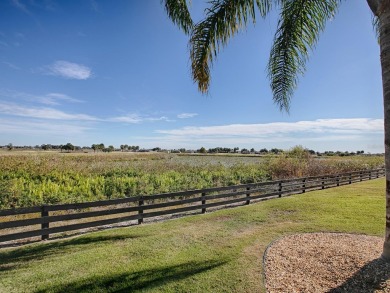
[163,0,194,34]
[0,152,383,209]
[0,153,271,208]
[6,143,13,151]
[285,145,310,160]
[269,0,340,111]
[198,147,207,153]
[189,0,270,93]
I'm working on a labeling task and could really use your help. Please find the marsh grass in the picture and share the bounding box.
[0,151,383,209]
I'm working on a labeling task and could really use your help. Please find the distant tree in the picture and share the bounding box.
[259,148,268,154]
[241,148,250,154]
[152,147,161,152]
[270,148,282,155]
[233,147,239,153]
[62,143,75,152]
[250,148,255,153]
[208,147,216,153]
[7,143,13,151]
[198,147,206,154]
[103,145,115,153]
[91,144,98,152]
[223,148,232,153]
[129,145,140,152]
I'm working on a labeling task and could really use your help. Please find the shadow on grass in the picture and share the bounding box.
[34,259,228,293]
[0,233,144,272]
[328,258,390,292]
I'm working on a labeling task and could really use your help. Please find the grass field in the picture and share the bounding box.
[0,178,385,293]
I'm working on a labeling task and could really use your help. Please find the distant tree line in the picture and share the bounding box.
[1,143,372,156]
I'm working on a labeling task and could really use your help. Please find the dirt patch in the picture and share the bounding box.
[264,233,390,292]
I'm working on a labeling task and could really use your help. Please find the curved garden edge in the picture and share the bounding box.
[262,232,390,293]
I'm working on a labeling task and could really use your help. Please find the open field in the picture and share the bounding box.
[0,178,386,292]
[0,151,384,209]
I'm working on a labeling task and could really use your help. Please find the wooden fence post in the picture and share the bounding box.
[138,197,144,224]
[246,187,251,205]
[369,171,372,180]
[360,172,362,182]
[349,173,352,184]
[336,175,340,187]
[201,192,206,214]
[302,179,306,193]
[322,177,325,189]
[41,205,49,240]
[278,182,282,198]
[377,170,379,178]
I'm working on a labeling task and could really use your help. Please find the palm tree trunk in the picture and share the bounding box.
[378,0,390,260]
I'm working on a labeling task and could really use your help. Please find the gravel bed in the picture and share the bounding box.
[264,233,390,292]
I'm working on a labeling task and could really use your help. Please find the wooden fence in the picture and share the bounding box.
[0,168,385,244]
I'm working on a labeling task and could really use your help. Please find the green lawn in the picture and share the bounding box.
[0,178,386,293]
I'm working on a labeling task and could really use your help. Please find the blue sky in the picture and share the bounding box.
[0,0,384,152]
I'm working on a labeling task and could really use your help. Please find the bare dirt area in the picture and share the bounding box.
[264,233,390,292]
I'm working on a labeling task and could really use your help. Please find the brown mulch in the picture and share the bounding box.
[263,233,390,292]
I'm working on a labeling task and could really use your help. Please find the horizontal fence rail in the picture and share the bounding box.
[0,168,385,244]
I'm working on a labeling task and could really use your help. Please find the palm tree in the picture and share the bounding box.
[163,0,390,259]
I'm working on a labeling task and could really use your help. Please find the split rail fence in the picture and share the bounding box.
[0,168,385,244]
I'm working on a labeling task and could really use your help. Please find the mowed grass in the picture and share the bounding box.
[0,179,386,293]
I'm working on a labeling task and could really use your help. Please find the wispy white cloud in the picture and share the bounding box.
[177,113,198,119]
[11,0,31,14]
[156,118,383,137]
[110,114,143,124]
[89,0,99,11]
[0,118,91,136]
[0,102,97,121]
[14,32,25,39]
[46,61,92,80]
[34,93,84,105]
[110,114,171,124]
[0,90,83,105]
[148,118,384,151]
[1,61,20,70]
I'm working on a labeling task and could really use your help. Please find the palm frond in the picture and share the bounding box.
[190,0,272,93]
[268,0,341,112]
[163,0,194,35]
